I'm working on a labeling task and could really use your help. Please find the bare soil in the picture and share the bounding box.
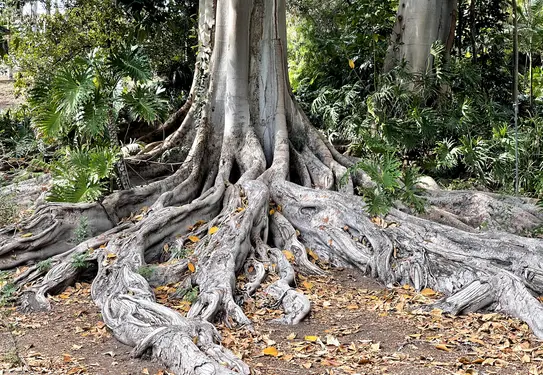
[1,267,541,375]
[0,79,20,111]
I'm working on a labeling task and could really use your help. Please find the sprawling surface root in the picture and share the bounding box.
[421,189,543,234]
[271,181,543,338]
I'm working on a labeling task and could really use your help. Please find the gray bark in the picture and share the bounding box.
[385,0,458,72]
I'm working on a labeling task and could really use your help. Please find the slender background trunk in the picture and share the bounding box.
[385,0,458,72]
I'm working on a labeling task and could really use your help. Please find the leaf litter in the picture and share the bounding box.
[1,267,542,374]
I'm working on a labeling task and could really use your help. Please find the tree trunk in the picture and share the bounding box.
[385,0,458,72]
[3,1,543,374]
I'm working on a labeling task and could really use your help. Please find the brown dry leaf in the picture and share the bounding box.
[325,335,340,347]
[302,362,312,369]
[262,346,279,357]
[209,226,219,235]
[163,243,169,252]
[187,262,196,273]
[435,343,452,352]
[63,354,72,363]
[188,235,200,243]
[142,369,150,375]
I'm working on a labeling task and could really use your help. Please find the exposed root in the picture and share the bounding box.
[269,211,323,276]
[272,180,543,340]
[421,189,543,234]
[0,203,114,270]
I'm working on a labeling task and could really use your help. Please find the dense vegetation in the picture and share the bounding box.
[1,0,543,214]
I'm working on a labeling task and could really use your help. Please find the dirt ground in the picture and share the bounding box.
[1,267,542,375]
[0,78,20,111]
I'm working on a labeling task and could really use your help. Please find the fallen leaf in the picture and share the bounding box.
[435,344,452,352]
[282,250,295,261]
[420,288,437,297]
[325,335,340,346]
[188,262,196,273]
[209,226,219,235]
[262,347,278,357]
[307,249,319,260]
[20,233,33,238]
[305,335,319,342]
[188,236,200,243]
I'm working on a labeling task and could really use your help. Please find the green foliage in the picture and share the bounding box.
[0,105,38,159]
[287,0,395,117]
[0,282,16,306]
[36,259,52,273]
[74,216,90,244]
[27,45,166,203]
[71,252,90,270]
[47,146,119,203]
[183,286,199,304]
[170,246,191,260]
[137,265,156,280]
[352,152,425,216]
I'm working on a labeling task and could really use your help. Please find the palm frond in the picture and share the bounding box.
[109,46,152,83]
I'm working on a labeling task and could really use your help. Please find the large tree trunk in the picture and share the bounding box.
[385,0,458,72]
[3,1,543,374]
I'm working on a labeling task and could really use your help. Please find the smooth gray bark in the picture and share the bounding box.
[386,0,458,72]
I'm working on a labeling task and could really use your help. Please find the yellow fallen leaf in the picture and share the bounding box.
[188,262,196,273]
[262,346,278,357]
[188,235,200,243]
[302,281,314,290]
[133,215,144,221]
[106,253,117,259]
[282,250,294,261]
[305,335,319,342]
[269,209,275,215]
[209,226,219,235]
[421,288,437,297]
[21,233,33,238]
[307,249,319,260]
[348,59,355,69]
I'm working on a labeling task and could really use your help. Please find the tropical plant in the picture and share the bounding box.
[29,45,167,202]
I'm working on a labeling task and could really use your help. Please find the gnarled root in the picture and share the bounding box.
[271,180,543,339]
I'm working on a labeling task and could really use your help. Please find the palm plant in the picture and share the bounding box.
[29,45,167,202]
